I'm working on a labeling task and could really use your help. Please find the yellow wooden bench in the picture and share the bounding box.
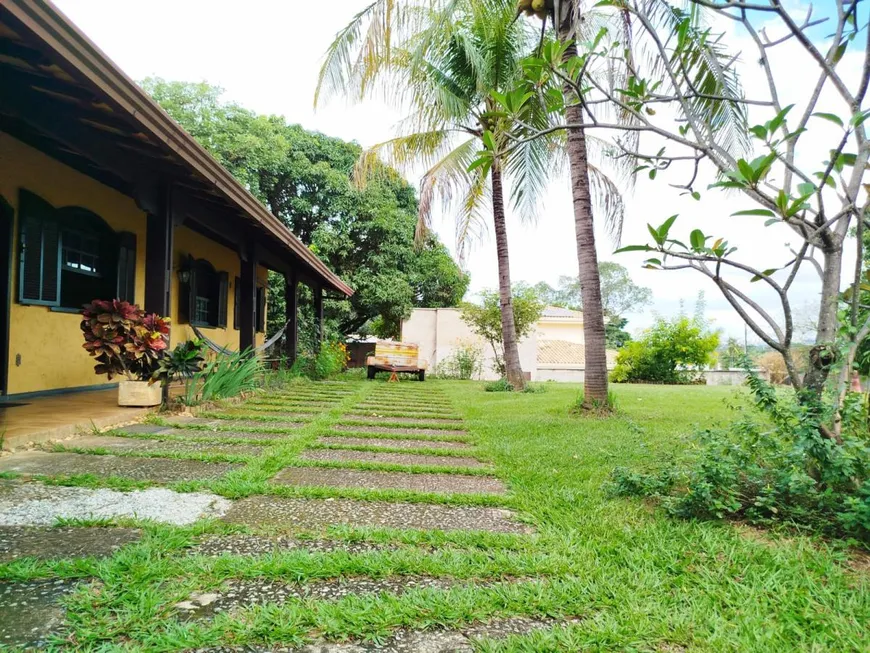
[366,341,427,382]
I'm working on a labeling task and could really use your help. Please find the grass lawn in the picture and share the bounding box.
[1,379,867,651]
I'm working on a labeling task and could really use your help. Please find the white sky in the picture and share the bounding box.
[52,0,863,341]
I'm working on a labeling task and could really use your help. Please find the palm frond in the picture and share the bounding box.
[587,163,626,245]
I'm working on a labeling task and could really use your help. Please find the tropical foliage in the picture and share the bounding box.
[186,349,263,405]
[610,370,870,542]
[460,285,544,379]
[610,315,719,384]
[80,300,170,381]
[290,341,350,380]
[142,79,468,340]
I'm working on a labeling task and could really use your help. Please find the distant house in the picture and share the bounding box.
[401,306,616,382]
[0,0,351,398]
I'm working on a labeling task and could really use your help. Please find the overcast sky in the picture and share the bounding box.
[52,0,862,341]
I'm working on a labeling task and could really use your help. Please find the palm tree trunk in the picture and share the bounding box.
[490,162,526,389]
[558,23,609,407]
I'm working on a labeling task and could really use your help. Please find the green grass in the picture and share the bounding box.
[2,380,868,651]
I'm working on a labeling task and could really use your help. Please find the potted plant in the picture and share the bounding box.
[81,299,170,407]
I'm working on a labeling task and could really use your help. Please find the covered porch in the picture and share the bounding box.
[0,0,352,401]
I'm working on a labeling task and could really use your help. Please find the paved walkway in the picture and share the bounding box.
[0,380,551,651]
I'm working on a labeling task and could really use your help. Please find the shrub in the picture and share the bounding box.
[151,339,206,405]
[610,315,719,384]
[186,349,263,405]
[290,340,349,380]
[485,378,514,392]
[435,341,483,379]
[609,370,870,542]
[81,299,170,381]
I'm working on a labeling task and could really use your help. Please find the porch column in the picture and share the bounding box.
[144,183,173,316]
[239,244,257,353]
[313,285,324,353]
[284,271,298,365]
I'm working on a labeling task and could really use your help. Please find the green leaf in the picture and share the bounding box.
[613,245,652,253]
[749,125,768,140]
[481,130,496,151]
[690,229,706,251]
[797,182,816,196]
[691,191,701,201]
[736,159,755,183]
[731,209,775,218]
[811,112,844,128]
[649,168,657,180]
[750,268,777,282]
[644,258,662,266]
[767,104,793,134]
[648,223,663,245]
[763,218,779,226]
[850,109,870,127]
[658,215,678,241]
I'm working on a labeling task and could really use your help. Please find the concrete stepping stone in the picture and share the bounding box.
[334,424,468,437]
[0,578,80,649]
[362,398,452,407]
[224,496,529,534]
[0,525,141,561]
[272,467,506,496]
[57,435,265,458]
[344,414,463,425]
[299,616,569,653]
[351,409,461,420]
[319,436,473,451]
[115,426,287,442]
[0,482,231,526]
[186,534,390,557]
[0,451,239,483]
[163,416,305,429]
[300,448,487,469]
[175,575,463,619]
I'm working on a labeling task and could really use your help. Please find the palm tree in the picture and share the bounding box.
[316,0,548,389]
[526,0,746,408]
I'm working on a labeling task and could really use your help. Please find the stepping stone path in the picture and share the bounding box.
[0,381,540,651]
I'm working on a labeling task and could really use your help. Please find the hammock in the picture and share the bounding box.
[190,320,291,357]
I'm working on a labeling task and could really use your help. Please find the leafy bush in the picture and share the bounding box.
[186,350,263,405]
[151,339,206,405]
[609,370,870,542]
[485,378,514,392]
[81,299,170,381]
[610,315,719,384]
[290,340,349,380]
[435,341,483,379]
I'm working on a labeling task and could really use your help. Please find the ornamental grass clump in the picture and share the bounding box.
[81,299,170,381]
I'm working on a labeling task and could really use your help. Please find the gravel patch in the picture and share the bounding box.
[343,415,464,425]
[224,496,529,534]
[175,576,460,619]
[0,578,80,649]
[57,435,265,458]
[333,425,469,437]
[186,534,391,557]
[300,449,487,469]
[273,467,506,496]
[0,451,239,483]
[0,525,141,561]
[0,482,232,525]
[319,436,472,451]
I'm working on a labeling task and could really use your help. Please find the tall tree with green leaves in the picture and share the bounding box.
[143,79,468,342]
[316,0,551,389]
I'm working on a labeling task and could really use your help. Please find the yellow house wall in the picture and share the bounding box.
[0,132,148,395]
[170,226,267,350]
[0,132,267,395]
[536,320,586,344]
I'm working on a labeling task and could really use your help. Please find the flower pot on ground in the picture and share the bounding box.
[118,380,163,407]
[80,299,171,407]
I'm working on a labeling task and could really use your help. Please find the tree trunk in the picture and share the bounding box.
[490,163,526,389]
[804,245,843,396]
[558,32,609,407]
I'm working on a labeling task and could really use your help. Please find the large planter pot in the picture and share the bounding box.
[118,380,162,407]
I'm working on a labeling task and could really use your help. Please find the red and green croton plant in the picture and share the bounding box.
[81,299,170,381]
